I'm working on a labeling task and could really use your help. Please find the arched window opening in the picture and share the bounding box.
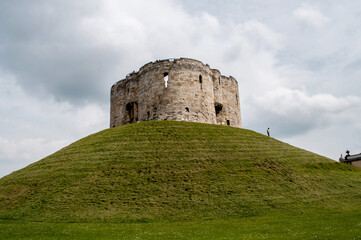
[164,72,169,88]
[227,120,230,126]
[199,75,202,89]
[125,102,138,123]
[214,103,223,116]
[185,107,189,112]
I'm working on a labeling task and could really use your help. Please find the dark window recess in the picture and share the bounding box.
[127,88,129,94]
[164,72,169,88]
[199,75,202,89]
[147,111,150,120]
[227,120,230,126]
[214,103,223,116]
[219,77,221,85]
[125,102,138,123]
[185,107,189,112]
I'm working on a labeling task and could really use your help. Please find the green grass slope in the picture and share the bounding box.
[1,121,361,222]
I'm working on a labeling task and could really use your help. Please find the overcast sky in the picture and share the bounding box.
[1,0,361,177]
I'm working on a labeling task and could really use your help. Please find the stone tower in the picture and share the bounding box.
[110,58,242,128]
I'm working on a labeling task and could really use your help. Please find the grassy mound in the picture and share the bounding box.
[0,121,360,222]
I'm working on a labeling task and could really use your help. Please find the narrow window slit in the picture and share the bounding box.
[164,72,168,88]
[199,75,202,89]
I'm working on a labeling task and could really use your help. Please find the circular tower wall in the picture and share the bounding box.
[110,58,242,128]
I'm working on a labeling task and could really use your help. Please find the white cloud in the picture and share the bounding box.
[254,88,359,116]
[248,87,361,138]
[0,137,70,164]
[0,70,107,177]
[293,4,329,28]
[0,137,71,177]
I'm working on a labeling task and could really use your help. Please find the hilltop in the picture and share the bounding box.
[1,121,361,222]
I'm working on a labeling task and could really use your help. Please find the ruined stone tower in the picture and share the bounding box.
[110,58,242,128]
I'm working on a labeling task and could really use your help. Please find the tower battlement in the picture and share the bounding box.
[110,58,242,128]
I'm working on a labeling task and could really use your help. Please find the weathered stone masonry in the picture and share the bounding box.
[110,58,242,128]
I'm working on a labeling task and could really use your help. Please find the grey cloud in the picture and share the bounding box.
[345,58,361,72]
[246,89,361,138]
[0,1,132,104]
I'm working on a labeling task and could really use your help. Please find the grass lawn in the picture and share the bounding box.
[1,121,361,239]
[1,211,361,239]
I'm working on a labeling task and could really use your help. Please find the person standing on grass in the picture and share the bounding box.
[267,128,270,137]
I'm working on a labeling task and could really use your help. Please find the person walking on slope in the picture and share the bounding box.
[267,128,270,137]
